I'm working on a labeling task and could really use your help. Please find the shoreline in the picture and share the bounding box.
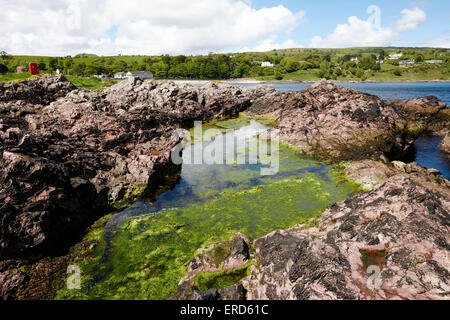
[170,79,450,86]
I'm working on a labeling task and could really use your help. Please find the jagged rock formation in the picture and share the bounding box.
[387,96,447,128]
[244,80,414,160]
[0,76,250,261]
[242,175,450,300]
[0,75,76,106]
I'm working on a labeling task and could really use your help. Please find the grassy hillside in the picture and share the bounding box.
[1,47,449,83]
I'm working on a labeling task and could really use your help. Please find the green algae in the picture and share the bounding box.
[56,168,359,300]
[192,263,253,292]
[55,117,362,300]
[109,184,147,210]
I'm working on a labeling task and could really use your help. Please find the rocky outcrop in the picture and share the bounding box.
[0,77,250,261]
[1,77,448,301]
[242,175,450,300]
[0,269,25,300]
[244,80,411,161]
[0,75,76,106]
[387,96,447,129]
[441,134,450,154]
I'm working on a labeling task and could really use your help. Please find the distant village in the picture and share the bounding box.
[259,52,444,68]
[2,47,448,82]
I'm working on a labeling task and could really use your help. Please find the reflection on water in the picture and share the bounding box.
[106,119,321,229]
[57,117,361,300]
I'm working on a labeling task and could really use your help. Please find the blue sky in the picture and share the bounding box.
[247,0,450,48]
[0,0,449,56]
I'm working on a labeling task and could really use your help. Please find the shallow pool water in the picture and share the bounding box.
[56,117,360,300]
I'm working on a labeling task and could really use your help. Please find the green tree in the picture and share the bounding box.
[218,63,230,78]
[154,62,170,78]
[284,59,299,73]
[393,68,402,76]
[355,68,365,79]
[49,58,59,71]
[274,71,283,80]
[0,63,7,73]
[0,51,11,60]
[72,63,86,76]
[38,62,47,71]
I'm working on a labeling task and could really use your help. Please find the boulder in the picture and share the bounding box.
[179,233,250,285]
[441,133,450,154]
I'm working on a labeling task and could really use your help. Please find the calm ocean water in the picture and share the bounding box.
[233,81,450,179]
[235,81,450,106]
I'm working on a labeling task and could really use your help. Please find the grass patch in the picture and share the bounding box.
[66,76,118,90]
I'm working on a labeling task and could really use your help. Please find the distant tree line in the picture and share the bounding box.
[0,48,449,81]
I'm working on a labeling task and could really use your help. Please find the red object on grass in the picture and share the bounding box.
[29,62,39,75]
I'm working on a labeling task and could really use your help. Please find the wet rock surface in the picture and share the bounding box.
[242,175,450,300]
[179,233,251,285]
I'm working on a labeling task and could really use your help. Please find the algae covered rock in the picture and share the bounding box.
[0,269,26,300]
[168,232,252,300]
[179,232,251,285]
[387,96,447,130]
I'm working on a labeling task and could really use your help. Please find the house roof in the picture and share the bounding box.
[126,71,153,78]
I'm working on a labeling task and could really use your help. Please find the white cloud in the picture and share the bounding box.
[309,7,426,48]
[424,36,450,48]
[238,37,303,52]
[0,0,304,56]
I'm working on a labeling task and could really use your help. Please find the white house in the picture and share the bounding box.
[388,53,403,60]
[126,71,153,79]
[114,72,127,79]
[350,57,359,63]
[261,61,274,67]
[425,59,444,64]
[399,60,415,65]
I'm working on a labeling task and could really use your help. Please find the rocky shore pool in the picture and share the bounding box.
[55,116,360,300]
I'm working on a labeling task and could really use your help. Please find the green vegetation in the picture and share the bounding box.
[56,171,359,300]
[193,264,252,292]
[65,76,118,90]
[53,116,361,300]
[1,47,448,82]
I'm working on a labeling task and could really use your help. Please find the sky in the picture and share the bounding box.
[0,0,449,56]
